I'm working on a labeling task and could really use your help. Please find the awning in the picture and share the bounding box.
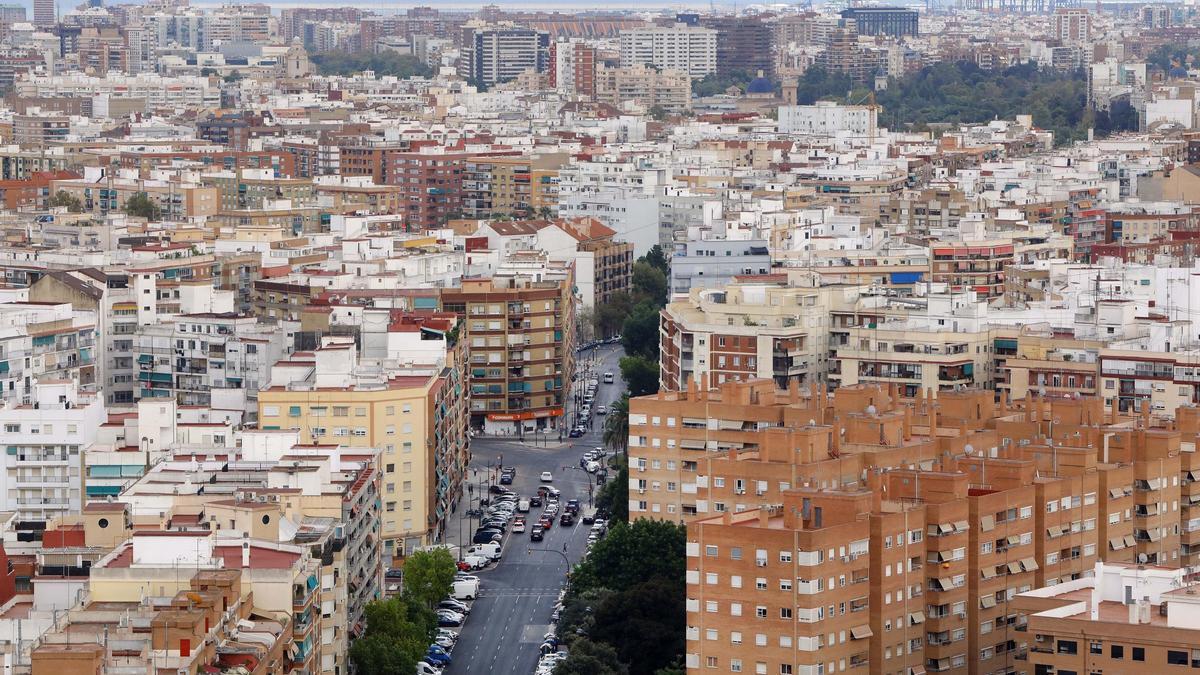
[1109,537,1126,550]
[981,595,997,609]
[1109,487,1126,499]
[1007,561,1022,574]
[1187,470,1198,482]
[933,550,950,562]
[1147,478,1163,490]
[909,667,927,675]
[953,520,969,532]
[1124,534,1137,548]
[1020,557,1039,571]
[1142,504,1159,516]
[1006,535,1020,546]
[934,659,949,671]
[850,625,873,640]
[979,515,995,532]
[936,577,954,591]
[981,566,999,579]
[1147,530,1162,542]
[1046,526,1061,538]
[909,611,925,625]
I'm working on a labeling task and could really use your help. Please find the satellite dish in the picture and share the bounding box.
[866,404,877,415]
[964,443,975,455]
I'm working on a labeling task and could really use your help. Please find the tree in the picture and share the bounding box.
[553,638,628,675]
[123,192,161,221]
[619,356,658,398]
[349,597,433,675]
[556,586,616,644]
[643,245,669,276]
[602,395,629,456]
[630,262,668,308]
[570,519,685,595]
[647,105,668,121]
[590,579,685,675]
[49,190,82,213]
[223,71,243,83]
[401,547,457,610]
[310,51,433,78]
[620,303,660,361]
[596,292,633,339]
[594,460,628,523]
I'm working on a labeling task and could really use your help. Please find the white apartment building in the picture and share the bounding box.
[0,381,105,523]
[619,24,718,78]
[778,101,879,137]
[15,73,222,110]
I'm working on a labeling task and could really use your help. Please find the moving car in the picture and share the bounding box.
[565,499,580,515]
[511,519,526,533]
[530,527,544,542]
[539,471,554,482]
[596,404,607,415]
[603,372,614,383]
[559,512,575,526]
[499,473,513,485]
[568,427,584,438]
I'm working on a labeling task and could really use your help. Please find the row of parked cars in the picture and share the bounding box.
[533,513,611,674]
[568,377,611,438]
[418,575,480,674]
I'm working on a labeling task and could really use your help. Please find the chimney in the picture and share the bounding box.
[831,427,841,457]
[1128,601,1140,625]
[241,542,250,568]
[1111,395,1119,425]
[758,508,770,527]
[999,389,1008,414]
[903,405,912,440]
[1139,597,1152,624]
[930,405,939,438]
[789,377,800,404]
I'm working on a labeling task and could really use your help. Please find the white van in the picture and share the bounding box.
[518,498,531,513]
[451,578,480,601]
[467,542,502,561]
[603,372,614,383]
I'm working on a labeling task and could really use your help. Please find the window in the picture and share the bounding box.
[1089,641,1102,655]
[779,607,792,619]
[756,606,767,618]
[1168,650,1188,665]
[730,632,742,645]
[705,545,718,557]
[730,659,742,673]
[706,657,717,668]
[1111,645,1124,659]
[1133,647,1145,661]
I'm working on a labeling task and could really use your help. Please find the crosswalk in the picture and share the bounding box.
[477,588,562,597]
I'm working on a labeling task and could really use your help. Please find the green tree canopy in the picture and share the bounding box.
[553,638,629,675]
[401,547,457,610]
[349,597,434,675]
[619,355,658,398]
[643,245,669,276]
[123,192,161,221]
[595,291,633,339]
[590,579,685,675]
[620,303,660,361]
[49,190,82,213]
[594,460,628,523]
[310,51,433,78]
[630,261,668,308]
[570,519,685,595]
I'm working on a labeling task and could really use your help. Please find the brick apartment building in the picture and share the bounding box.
[631,378,1193,675]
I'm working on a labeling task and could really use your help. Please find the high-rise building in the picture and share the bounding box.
[619,24,717,78]
[32,0,54,27]
[0,4,25,22]
[550,38,597,96]
[839,6,919,37]
[459,23,550,88]
[1055,8,1092,44]
[699,15,774,77]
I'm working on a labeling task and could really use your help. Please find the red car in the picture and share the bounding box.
[538,516,553,530]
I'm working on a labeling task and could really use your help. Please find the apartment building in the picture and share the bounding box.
[1015,562,1200,675]
[459,23,551,87]
[258,329,467,557]
[619,24,718,78]
[670,378,1182,675]
[660,282,843,392]
[136,313,288,416]
[440,268,575,435]
[49,173,220,220]
[462,153,569,219]
[595,65,691,113]
[0,301,98,403]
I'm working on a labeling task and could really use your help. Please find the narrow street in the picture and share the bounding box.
[443,342,626,674]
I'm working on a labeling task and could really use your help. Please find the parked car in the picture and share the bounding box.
[436,610,464,627]
[466,542,502,561]
[499,473,513,485]
[438,599,470,615]
[416,660,442,675]
[451,578,479,600]
[425,646,451,666]
[585,460,600,473]
[472,530,502,544]
[489,485,511,495]
[462,554,490,570]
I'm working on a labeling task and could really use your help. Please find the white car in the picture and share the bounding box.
[596,405,608,415]
[539,471,554,482]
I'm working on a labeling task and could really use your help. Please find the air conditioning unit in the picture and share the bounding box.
[755,559,767,567]
[638,488,645,494]
[735,489,746,495]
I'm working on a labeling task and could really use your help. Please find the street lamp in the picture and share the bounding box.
[527,547,572,592]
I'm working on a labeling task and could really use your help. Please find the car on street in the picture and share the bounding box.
[436,610,464,626]
[530,495,543,507]
[582,513,595,524]
[596,404,607,415]
[603,372,614,383]
[568,427,584,438]
[489,485,512,495]
[472,530,502,544]
[511,519,526,533]
[585,460,600,473]
[462,554,490,570]
[539,471,554,482]
[566,499,580,514]
[499,473,512,485]
[530,527,544,541]
[438,599,470,615]
[538,516,553,530]
[559,512,575,526]
[416,660,442,675]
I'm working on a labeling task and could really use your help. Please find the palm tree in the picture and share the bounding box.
[603,394,630,458]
